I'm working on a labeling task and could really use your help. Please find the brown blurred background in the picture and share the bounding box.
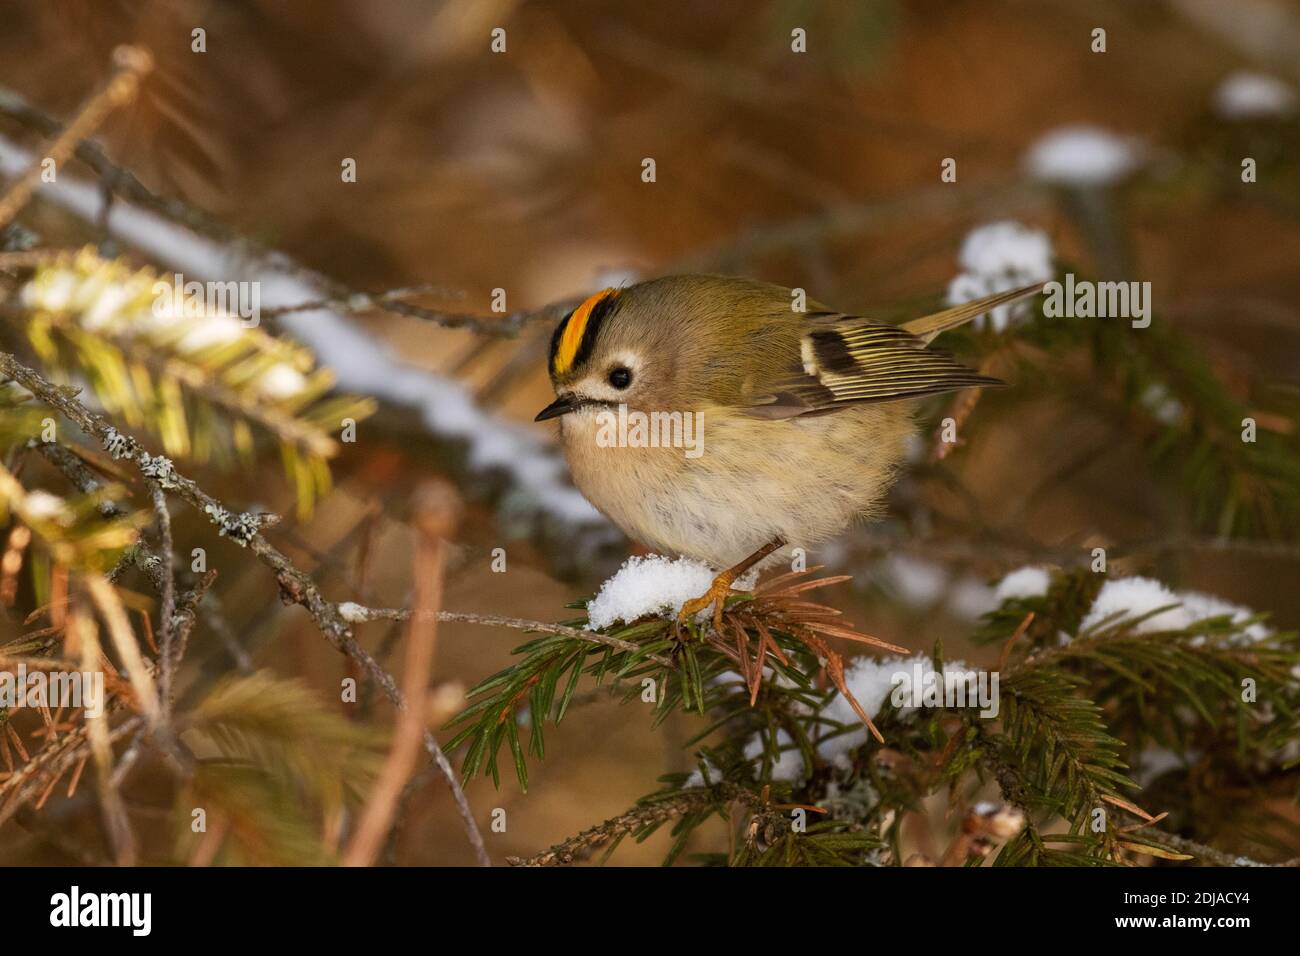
[2,0,1299,864]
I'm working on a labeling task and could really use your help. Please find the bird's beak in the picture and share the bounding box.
[534,394,578,422]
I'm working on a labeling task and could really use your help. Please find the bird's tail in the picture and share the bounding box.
[902,283,1043,343]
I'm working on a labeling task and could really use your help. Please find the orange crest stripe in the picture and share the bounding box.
[553,288,616,376]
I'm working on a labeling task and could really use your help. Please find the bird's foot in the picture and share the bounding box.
[673,536,788,638]
[675,570,739,637]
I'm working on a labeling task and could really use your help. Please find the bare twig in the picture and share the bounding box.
[199,595,254,673]
[0,47,152,231]
[85,575,160,729]
[337,605,676,668]
[0,80,565,338]
[170,569,217,669]
[343,481,460,867]
[259,284,465,318]
[69,605,135,866]
[148,484,177,715]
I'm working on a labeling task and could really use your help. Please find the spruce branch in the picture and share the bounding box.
[502,783,857,867]
[179,670,387,865]
[0,349,491,865]
[1,83,619,583]
[0,551,215,833]
[0,454,143,574]
[1008,279,1300,539]
[446,569,899,792]
[0,715,142,830]
[0,80,570,338]
[337,604,675,665]
[505,785,756,867]
[7,248,379,515]
[31,439,176,594]
[993,667,1135,851]
[1132,827,1300,867]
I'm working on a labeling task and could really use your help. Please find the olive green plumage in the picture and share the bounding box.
[537,274,1037,568]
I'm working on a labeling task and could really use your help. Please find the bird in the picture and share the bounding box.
[534,274,1039,627]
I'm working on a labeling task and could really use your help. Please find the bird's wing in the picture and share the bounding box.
[745,285,1040,420]
[900,283,1042,343]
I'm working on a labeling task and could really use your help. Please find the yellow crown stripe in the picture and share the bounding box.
[554,288,616,376]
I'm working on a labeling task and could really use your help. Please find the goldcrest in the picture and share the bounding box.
[535,274,1037,622]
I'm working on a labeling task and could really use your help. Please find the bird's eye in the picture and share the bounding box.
[608,366,632,389]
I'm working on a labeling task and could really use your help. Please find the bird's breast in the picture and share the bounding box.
[558,404,912,567]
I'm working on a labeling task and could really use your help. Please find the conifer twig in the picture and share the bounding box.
[29,441,167,590]
[1134,828,1300,868]
[0,349,491,865]
[337,605,676,668]
[506,784,763,867]
[0,555,216,828]
[0,716,145,828]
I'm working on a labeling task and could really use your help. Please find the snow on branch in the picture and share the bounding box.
[0,133,612,558]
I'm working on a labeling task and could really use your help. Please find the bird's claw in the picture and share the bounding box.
[675,575,735,637]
